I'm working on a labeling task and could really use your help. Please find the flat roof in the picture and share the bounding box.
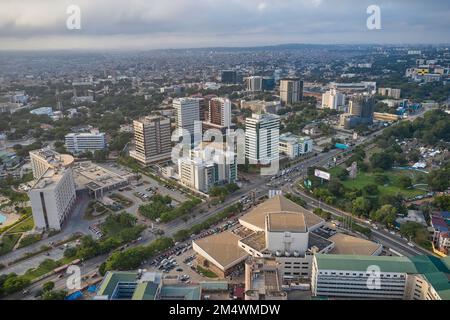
[240,231,266,252]
[266,212,306,233]
[73,162,128,190]
[160,285,201,300]
[328,233,381,255]
[131,282,159,300]
[97,271,138,297]
[240,195,323,231]
[315,254,417,273]
[193,231,248,270]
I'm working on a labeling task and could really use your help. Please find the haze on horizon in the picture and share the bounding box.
[0,0,449,51]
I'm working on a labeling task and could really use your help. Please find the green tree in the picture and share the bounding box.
[352,197,372,217]
[42,281,55,292]
[370,204,397,227]
[397,176,412,189]
[434,195,450,211]
[42,290,67,300]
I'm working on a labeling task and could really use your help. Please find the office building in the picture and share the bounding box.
[72,162,130,199]
[244,76,263,92]
[378,88,401,99]
[65,130,106,154]
[130,116,172,165]
[178,142,237,194]
[262,77,276,91]
[279,133,313,159]
[220,70,238,84]
[340,95,375,129]
[173,98,200,138]
[280,78,303,106]
[28,148,76,231]
[245,113,280,165]
[208,98,232,127]
[321,89,346,110]
[311,254,450,300]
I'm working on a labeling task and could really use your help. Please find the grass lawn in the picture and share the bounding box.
[329,167,428,198]
[197,265,218,278]
[0,234,21,256]
[5,216,34,234]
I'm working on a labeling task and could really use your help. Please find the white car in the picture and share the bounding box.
[407,242,415,248]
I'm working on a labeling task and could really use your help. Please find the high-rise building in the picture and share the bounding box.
[129,116,172,165]
[321,89,346,110]
[65,130,106,154]
[221,70,238,84]
[378,87,401,99]
[178,142,237,193]
[208,98,231,128]
[280,78,303,106]
[28,148,76,231]
[340,95,375,129]
[245,113,280,164]
[173,98,200,137]
[262,77,276,91]
[244,76,263,92]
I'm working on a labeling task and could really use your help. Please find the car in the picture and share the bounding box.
[176,268,183,272]
[407,242,415,248]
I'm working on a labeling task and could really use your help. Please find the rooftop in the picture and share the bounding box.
[73,162,129,191]
[193,231,248,270]
[239,195,323,232]
[266,212,307,233]
[328,233,382,255]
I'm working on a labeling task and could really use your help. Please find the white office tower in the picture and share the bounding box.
[209,98,232,127]
[245,113,280,164]
[28,148,76,231]
[65,130,106,154]
[130,116,172,165]
[178,142,237,193]
[173,98,200,138]
[321,89,346,110]
[244,76,263,92]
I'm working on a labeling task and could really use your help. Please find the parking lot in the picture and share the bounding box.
[143,243,205,284]
[100,163,190,216]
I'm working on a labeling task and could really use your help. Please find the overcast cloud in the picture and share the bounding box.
[0,0,449,50]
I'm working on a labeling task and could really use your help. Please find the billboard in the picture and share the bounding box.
[314,169,331,181]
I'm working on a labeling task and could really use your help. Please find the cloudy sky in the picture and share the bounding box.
[1,0,449,50]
